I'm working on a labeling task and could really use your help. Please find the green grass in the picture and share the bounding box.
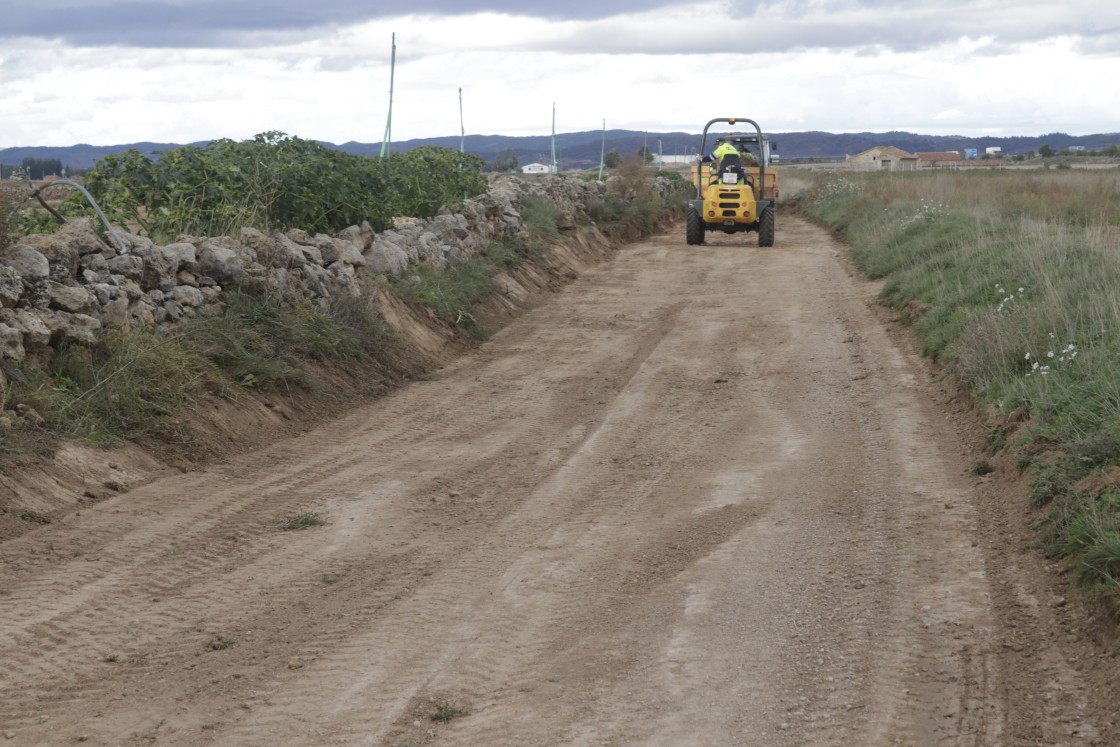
[481,238,524,268]
[519,195,566,238]
[804,168,1120,602]
[390,258,495,338]
[275,512,327,531]
[0,289,396,462]
[429,700,470,723]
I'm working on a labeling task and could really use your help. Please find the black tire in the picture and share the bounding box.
[758,206,775,247]
[686,207,705,245]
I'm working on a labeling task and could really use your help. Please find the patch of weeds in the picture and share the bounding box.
[322,294,395,355]
[391,258,494,338]
[970,460,994,476]
[587,194,629,224]
[1060,490,1120,589]
[275,512,327,531]
[320,572,341,584]
[519,196,565,238]
[186,293,307,391]
[429,700,470,723]
[287,295,393,363]
[1030,457,1088,508]
[986,425,1010,456]
[207,636,235,651]
[18,510,50,524]
[18,329,209,445]
[481,238,523,268]
[288,301,363,360]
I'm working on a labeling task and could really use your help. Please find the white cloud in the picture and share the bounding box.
[1,3,1118,147]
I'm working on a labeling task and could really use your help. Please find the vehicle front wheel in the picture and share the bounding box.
[686,207,705,245]
[758,206,775,247]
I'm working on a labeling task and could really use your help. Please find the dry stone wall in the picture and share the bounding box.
[0,174,613,363]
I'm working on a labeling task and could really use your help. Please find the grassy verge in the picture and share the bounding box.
[802,168,1120,602]
[0,291,395,462]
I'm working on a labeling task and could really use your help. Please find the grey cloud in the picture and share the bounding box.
[4,0,678,47]
[5,0,1116,56]
[509,2,1119,57]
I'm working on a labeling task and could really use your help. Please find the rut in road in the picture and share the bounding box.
[0,217,1103,746]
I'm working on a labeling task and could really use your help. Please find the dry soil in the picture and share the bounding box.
[0,217,1114,746]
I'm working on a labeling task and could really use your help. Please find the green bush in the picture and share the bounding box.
[586,155,685,241]
[67,134,487,242]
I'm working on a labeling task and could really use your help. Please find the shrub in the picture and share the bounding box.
[391,258,495,337]
[71,134,487,242]
[519,196,565,238]
[0,184,24,251]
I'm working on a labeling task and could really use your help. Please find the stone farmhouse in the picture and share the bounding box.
[848,146,919,172]
[849,147,966,171]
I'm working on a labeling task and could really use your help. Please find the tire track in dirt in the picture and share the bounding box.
[221,262,732,744]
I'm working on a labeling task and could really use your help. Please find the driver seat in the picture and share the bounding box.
[713,153,748,185]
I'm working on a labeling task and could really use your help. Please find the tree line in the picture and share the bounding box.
[0,158,75,180]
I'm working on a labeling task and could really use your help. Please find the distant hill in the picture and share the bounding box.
[3,131,1119,173]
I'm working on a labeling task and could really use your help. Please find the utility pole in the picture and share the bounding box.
[598,119,606,182]
[459,87,465,154]
[379,33,396,159]
[550,102,558,175]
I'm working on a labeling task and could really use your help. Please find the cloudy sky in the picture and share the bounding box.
[2,0,1118,147]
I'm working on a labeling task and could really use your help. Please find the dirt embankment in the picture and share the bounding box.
[0,217,1116,746]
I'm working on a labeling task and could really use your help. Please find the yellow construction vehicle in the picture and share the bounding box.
[687,117,778,247]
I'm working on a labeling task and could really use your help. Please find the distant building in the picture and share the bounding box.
[521,162,551,175]
[1069,145,1086,152]
[915,151,963,168]
[653,155,696,165]
[848,146,918,172]
[985,147,1002,156]
[963,149,979,159]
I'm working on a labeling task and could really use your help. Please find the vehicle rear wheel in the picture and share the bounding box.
[758,206,775,247]
[686,207,705,245]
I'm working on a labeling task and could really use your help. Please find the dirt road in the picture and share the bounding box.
[0,217,1110,745]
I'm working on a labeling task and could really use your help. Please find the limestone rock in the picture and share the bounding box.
[48,281,98,315]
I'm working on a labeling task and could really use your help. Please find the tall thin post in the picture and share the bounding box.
[598,119,606,181]
[379,33,396,159]
[550,102,558,174]
[459,88,467,154]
